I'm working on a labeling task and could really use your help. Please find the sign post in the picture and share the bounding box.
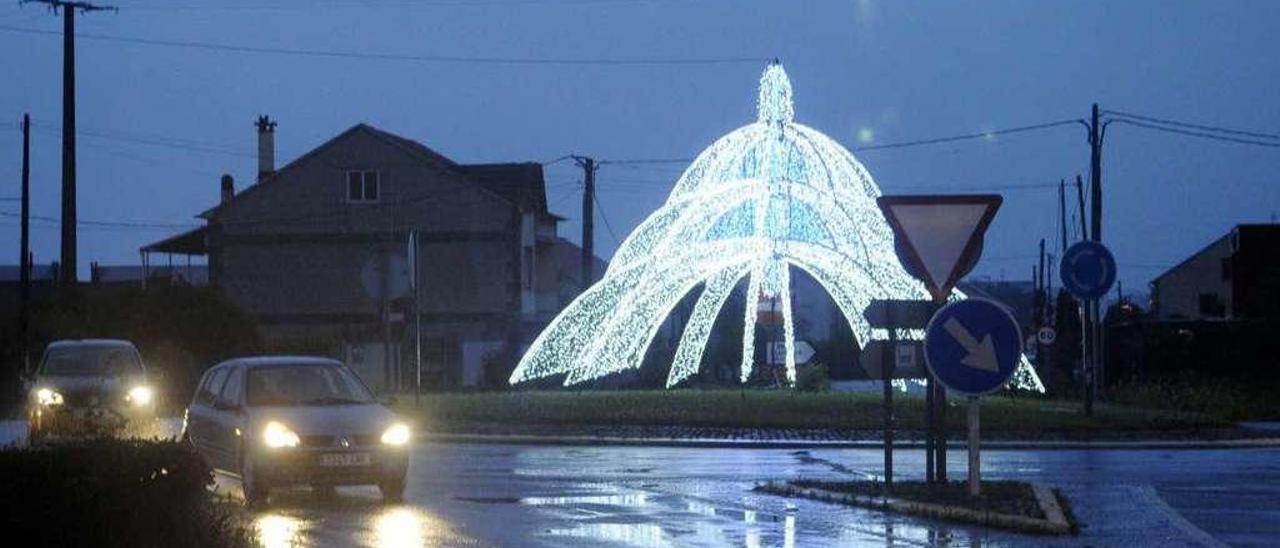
[408,231,421,406]
[1060,240,1117,416]
[863,299,938,490]
[877,194,1002,484]
[923,297,1023,495]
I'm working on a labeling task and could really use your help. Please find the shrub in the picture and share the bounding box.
[0,439,253,548]
[795,362,831,392]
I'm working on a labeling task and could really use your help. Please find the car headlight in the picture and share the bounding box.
[36,388,64,406]
[262,421,300,448]
[127,386,154,406]
[380,423,410,446]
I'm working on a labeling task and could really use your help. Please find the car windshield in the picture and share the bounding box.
[246,363,375,406]
[41,346,143,377]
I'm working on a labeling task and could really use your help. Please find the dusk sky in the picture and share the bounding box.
[3,0,1278,300]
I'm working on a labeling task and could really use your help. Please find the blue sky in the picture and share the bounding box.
[2,0,1278,300]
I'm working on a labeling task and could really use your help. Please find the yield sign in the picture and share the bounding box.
[876,194,1002,301]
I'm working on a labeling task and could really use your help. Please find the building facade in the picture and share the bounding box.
[145,120,596,389]
[1150,224,1280,320]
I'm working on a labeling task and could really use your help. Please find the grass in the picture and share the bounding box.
[396,389,1232,437]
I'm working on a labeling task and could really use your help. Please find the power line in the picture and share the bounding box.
[1109,118,1280,148]
[598,118,1083,164]
[32,123,259,158]
[0,210,197,229]
[592,192,620,246]
[1103,109,1280,141]
[856,119,1083,152]
[122,0,683,11]
[0,24,770,66]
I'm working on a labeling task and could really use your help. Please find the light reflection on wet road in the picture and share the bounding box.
[3,421,1277,547]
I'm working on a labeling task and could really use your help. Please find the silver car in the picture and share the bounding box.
[182,356,410,504]
[27,339,157,443]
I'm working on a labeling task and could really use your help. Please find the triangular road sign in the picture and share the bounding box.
[877,194,1002,301]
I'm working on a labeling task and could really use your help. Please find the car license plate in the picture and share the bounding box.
[319,453,371,467]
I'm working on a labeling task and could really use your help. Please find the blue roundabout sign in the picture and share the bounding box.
[1060,241,1117,301]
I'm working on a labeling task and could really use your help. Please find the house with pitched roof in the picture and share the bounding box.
[143,117,600,389]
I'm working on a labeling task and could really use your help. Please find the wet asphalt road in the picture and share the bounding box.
[2,420,1277,547]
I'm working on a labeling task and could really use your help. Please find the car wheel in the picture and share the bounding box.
[378,474,406,502]
[239,447,269,506]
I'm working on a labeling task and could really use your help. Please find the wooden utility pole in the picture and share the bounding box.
[1087,104,1108,408]
[1089,104,1104,243]
[1075,174,1094,416]
[574,156,597,288]
[23,0,118,286]
[20,113,32,377]
[1058,179,1068,252]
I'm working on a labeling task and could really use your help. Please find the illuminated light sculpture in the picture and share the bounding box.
[511,62,1044,392]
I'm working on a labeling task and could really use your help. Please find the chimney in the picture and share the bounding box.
[220,174,234,204]
[255,115,276,182]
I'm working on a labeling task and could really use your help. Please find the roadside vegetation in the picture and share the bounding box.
[399,389,1233,438]
[0,438,254,548]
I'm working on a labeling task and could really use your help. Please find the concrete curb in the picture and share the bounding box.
[421,431,1280,450]
[755,481,1073,536]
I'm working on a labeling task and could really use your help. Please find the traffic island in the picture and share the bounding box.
[755,479,1077,536]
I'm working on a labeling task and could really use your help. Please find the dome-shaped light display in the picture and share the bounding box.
[511,62,1044,392]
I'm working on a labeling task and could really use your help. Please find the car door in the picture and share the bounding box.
[187,367,228,458]
[208,367,245,472]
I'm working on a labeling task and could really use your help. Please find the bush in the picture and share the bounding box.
[0,439,252,548]
[795,362,831,392]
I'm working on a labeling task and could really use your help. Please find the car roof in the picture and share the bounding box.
[212,356,344,370]
[47,339,138,350]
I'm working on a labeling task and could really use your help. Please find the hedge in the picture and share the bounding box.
[0,439,253,548]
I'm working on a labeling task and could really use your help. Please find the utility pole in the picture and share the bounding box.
[573,156,597,289]
[1058,179,1068,252]
[23,0,117,287]
[1036,238,1046,373]
[1074,174,1094,415]
[20,113,32,379]
[1088,104,1104,243]
[1086,104,1109,408]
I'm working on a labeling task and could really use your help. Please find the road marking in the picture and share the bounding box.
[1136,485,1228,548]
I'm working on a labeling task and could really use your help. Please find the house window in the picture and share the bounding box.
[1198,293,1224,317]
[347,171,380,203]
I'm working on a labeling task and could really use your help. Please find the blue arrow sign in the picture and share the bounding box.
[1060,241,1117,301]
[923,298,1023,396]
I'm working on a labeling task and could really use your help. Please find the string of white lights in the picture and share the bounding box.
[510,62,1045,392]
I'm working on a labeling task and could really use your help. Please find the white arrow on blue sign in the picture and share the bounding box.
[923,298,1023,396]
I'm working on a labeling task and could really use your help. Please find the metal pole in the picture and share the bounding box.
[413,231,422,405]
[936,379,947,482]
[925,367,935,483]
[967,396,980,496]
[882,306,895,489]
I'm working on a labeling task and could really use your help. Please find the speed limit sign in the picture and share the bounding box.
[1037,327,1057,346]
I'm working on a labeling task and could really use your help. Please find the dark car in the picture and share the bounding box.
[182,356,410,505]
[27,339,158,443]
